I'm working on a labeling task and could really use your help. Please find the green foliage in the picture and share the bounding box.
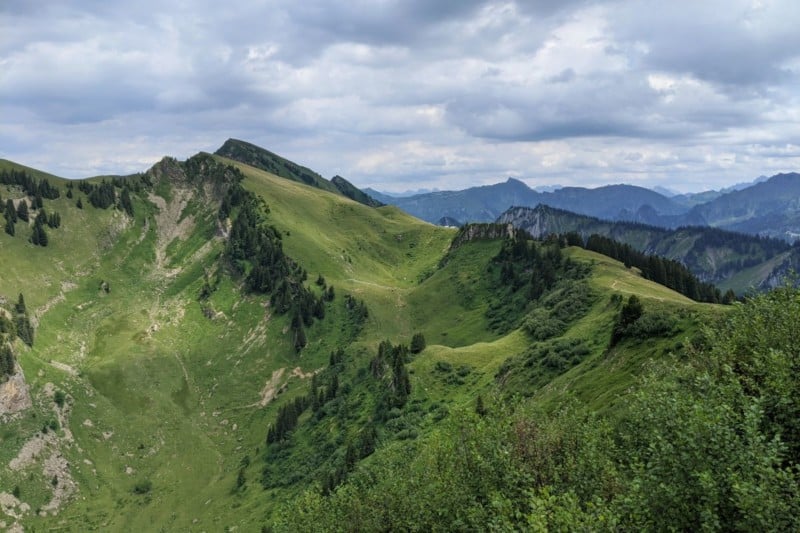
[485,234,591,333]
[54,390,66,407]
[0,168,60,199]
[609,294,643,347]
[29,211,48,246]
[498,338,592,392]
[16,199,29,222]
[584,233,722,303]
[704,283,800,464]
[273,286,800,531]
[409,332,426,354]
[120,187,134,217]
[13,293,33,346]
[132,479,153,495]
[0,342,15,379]
[266,396,309,444]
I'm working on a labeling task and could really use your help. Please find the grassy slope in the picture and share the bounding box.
[1,156,722,531]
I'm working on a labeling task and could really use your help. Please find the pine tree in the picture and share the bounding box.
[121,188,134,217]
[410,333,426,354]
[76,197,83,209]
[16,200,28,222]
[294,323,307,353]
[1,343,16,378]
[30,214,48,246]
[5,199,17,223]
[4,217,14,236]
[15,294,26,315]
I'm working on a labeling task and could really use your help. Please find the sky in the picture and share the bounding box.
[2,1,800,193]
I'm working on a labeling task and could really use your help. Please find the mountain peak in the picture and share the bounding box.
[215,139,381,207]
[504,177,529,189]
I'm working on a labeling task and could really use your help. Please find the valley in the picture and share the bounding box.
[0,143,797,531]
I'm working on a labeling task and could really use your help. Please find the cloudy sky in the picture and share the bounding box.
[2,0,799,192]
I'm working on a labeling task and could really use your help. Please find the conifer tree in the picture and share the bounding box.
[0,343,15,378]
[16,200,28,222]
[121,188,134,217]
[5,199,16,223]
[294,323,307,353]
[410,333,426,354]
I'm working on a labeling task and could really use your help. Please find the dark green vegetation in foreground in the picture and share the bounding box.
[0,142,797,531]
[276,285,800,531]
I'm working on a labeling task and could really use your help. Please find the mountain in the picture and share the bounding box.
[688,172,800,241]
[1,148,798,531]
[378,178,691,227]
[214,138,382,207]
[330,175,383,207]
[497,204,799,293]
[374,172,800,241]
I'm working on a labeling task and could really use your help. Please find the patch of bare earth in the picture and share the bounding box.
[258,368,286,407]
[7,383,77,518]
[148,189,196,277]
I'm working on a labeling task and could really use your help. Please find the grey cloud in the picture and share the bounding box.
[548,68,577,83]
[610,1,800,88]
[0,0,798,193]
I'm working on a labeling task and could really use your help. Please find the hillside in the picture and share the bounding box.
[214,139,382,207]
[498,204,799,293]
[0,148,797,531]
[689,172,800,240]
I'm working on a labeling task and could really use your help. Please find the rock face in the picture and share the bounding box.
[0,365,32,417]
[449,223,515,250]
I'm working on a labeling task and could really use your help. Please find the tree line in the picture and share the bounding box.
[0,169,60,200]
[221,175,330,354]
[566,232,728,303]
[0,293,34,380]
[486,232,592,333]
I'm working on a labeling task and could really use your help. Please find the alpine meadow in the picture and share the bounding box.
[0,139,798,531]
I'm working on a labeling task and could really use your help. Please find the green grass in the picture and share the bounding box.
[0,155,726,531]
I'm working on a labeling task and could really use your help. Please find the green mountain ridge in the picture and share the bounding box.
[0,147,797,531]
[214,138,382,207]
[498,204,800,294]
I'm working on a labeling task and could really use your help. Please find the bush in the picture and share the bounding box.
[133,479,152,494]
[54,390,66,407]
[523,309,566,341]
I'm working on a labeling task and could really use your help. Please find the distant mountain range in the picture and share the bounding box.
[373,173,800,242]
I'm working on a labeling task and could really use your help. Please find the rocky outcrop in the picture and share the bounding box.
[449,223,516,250]
[0,364,32,418]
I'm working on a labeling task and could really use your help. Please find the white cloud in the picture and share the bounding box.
[0,0,798,193]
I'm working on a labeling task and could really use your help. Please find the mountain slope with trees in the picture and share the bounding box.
[498,204,799,293]
[0,145,796,532]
